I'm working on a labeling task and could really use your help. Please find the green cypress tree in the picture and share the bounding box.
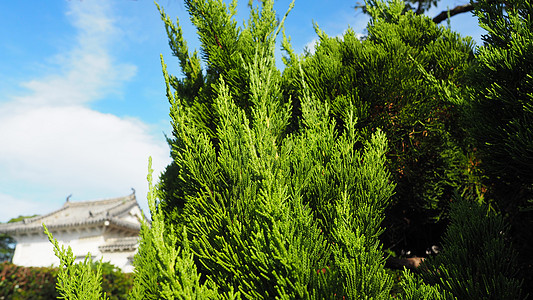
[44,1,397,298]
[467,0,533,203]
[156,0,396,297]
[156,0,294,226]
[398,269,450,300]
[42,0,533,298]
[282,0,477,255]
[465,0,533,290]
[49,1,503,298]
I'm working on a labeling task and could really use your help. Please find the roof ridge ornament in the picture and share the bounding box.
[66,194,72,202]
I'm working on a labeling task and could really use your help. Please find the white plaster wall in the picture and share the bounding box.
[102,251,136,273]
[12,230,103,267]
[11,229,138,273]
[12,235,58,267]
[69,235,105,262]
[103,230,133,240]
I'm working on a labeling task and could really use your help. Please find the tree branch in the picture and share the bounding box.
[432,3,476,24]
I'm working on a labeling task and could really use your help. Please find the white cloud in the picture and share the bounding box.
[16,1,136,107]
[0,194,52,222]
[0,105,168,188]
[0,0,170,221]
[304,38,319,54]
[302,29,365,55]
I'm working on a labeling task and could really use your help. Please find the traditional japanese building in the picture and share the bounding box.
[0,193,144,273]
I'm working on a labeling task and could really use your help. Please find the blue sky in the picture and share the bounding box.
[0,0,484,222]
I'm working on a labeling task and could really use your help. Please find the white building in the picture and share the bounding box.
[0,193,144,273]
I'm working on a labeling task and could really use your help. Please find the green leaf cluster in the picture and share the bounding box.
[130,157,219,299]
[468,0,533,193]
[0,262,59,299]
[44,224,108,300]
[0,261,133,300]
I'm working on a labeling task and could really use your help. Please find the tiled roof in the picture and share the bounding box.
[99,236,139,252]
[0,193,142,234]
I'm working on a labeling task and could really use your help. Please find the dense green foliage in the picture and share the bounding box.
[130,158,217,299]
[0,262,58,299]
[153,0,397,296]
[468,0,533,207]
[44,224,107,299]
[282,0,478,254]
[418,196,524,299]
[0,234,14,263]
[0,261,132,300]
[465,0,533,291]
[98,262,135,300]
[44,0,531,298]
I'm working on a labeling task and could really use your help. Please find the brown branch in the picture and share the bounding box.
[432,3,476,24]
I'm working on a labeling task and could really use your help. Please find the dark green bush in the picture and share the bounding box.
[96,262,134,300]
[0,262,58,300]
[0,262,133,300]
[418,196,524,299]
[465,0,533,293]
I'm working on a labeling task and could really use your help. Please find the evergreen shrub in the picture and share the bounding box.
[466,0,533,291]
[282,0,478,254]
[141,0,396,297]
[0,262,58,299]
[414,196,525,299]
[0,261,132,299]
